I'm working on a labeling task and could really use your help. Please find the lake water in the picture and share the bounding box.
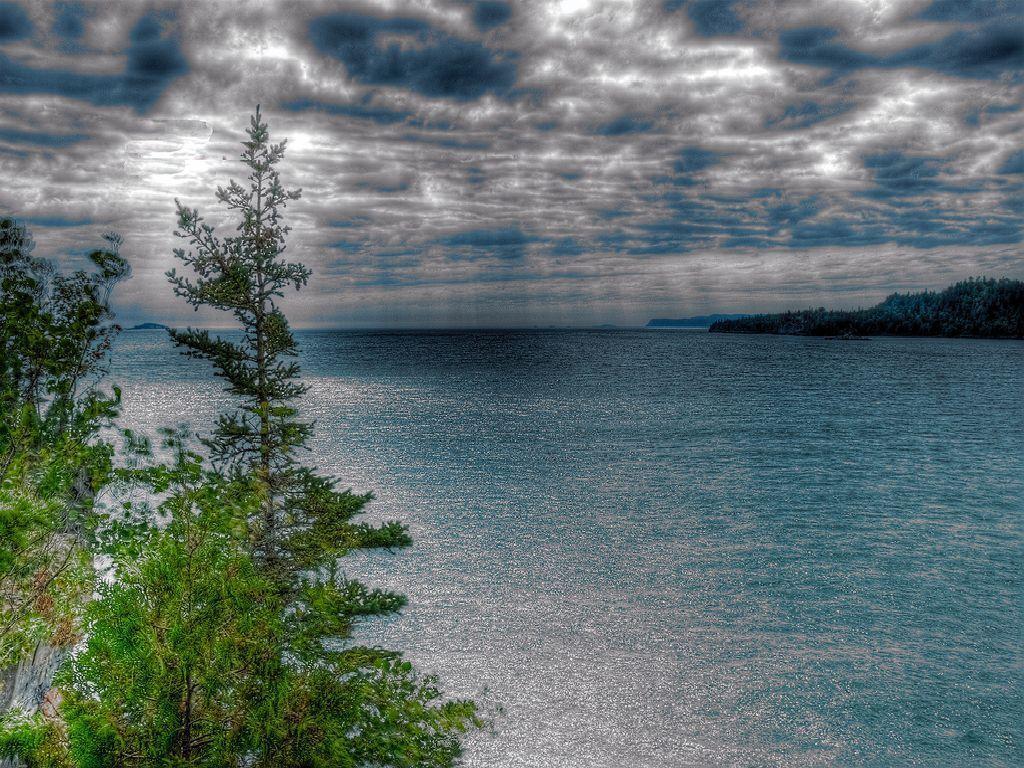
[110,329,1023,768]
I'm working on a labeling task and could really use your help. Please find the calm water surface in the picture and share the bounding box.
[110,330,1023,768]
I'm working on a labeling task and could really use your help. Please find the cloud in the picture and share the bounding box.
[0,0,1020,327]
[779,23,1024,81]
[596,115,653,136]
[888,24,1024,80]
[52,2,88,44]
[673,0,745,38]
[440,226,532,259]
[674,147,720,173]
[0,127,89,147]
[998,150,1024,174]
[308,11,516,101]
[762,192,818,228]
[281,97,413,125]
[787,219,887,248]
[0,1,31,41]
[24,215,93,227]
[863,152,943,198]
[549,237,584,257]
[917,0,1019,23]
[778,27,875,73]
[964,101,1020,127]
[471,1,512,31]
[0,11,187,113]
[764,100,854,129]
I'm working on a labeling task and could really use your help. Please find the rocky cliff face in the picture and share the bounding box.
[0,641,64,714]
[1,490,87,762]
[0,642,64,767]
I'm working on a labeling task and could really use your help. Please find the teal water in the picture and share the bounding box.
[111,329,1023,767]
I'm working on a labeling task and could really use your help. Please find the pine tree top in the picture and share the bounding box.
[167,109,411,600]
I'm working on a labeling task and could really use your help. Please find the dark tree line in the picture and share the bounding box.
[709,277,1024,339]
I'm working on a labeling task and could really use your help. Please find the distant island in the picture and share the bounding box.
[647,314,750,328]
[127,322,169,330]
[709,278,1024,339]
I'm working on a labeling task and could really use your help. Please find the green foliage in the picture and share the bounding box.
[161,108,477,763]
[709,277,1024,338]
[0,470,94,669]
[3,110,476,767]
[265,658,477,768]
[7,432,475,767]
[55,441,285,767]
[0,711,67,768]
[2,112,476,768]
[0,218,127,671]
[1,219,128,449]
[166,107,416,615]
[167,107,311,551]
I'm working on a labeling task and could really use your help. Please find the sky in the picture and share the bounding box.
[0,0,1021,328]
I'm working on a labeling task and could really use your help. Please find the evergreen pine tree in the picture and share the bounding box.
[167,108,410,594]
[2,114,476,765]
[163,109,476,763]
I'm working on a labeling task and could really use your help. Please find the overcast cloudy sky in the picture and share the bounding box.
[1,0,1021,327]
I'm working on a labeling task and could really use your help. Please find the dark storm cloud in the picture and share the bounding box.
[777,27,872,72]
[862,152,943,198]
[595,114,653,136]
[440,226,532,260]
[779,23,1024,81]
[674,148,720,173]
[999,150,1024,174]
[308,11,516,101]
[0,126,89,146]
[471,1,512,31]
[0,0,1021,327]
[917,0,1019,23]
[0,2,32,40]
[24,215,93,227]
[964,101,1020,127]
[0,11,187,112]
[664,0,744,38]
[764,100,854,129]
[788,220,889,249]
[52,2,88,44]
[549,236,584,257]
[281,97,413,125]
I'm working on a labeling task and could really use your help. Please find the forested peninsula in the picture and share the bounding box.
[709,278,1024,339]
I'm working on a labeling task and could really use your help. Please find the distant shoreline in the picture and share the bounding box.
[121,326,1022,338]
[647,314,749,328]
[708,278,1023,340]
[126,322,168,331]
